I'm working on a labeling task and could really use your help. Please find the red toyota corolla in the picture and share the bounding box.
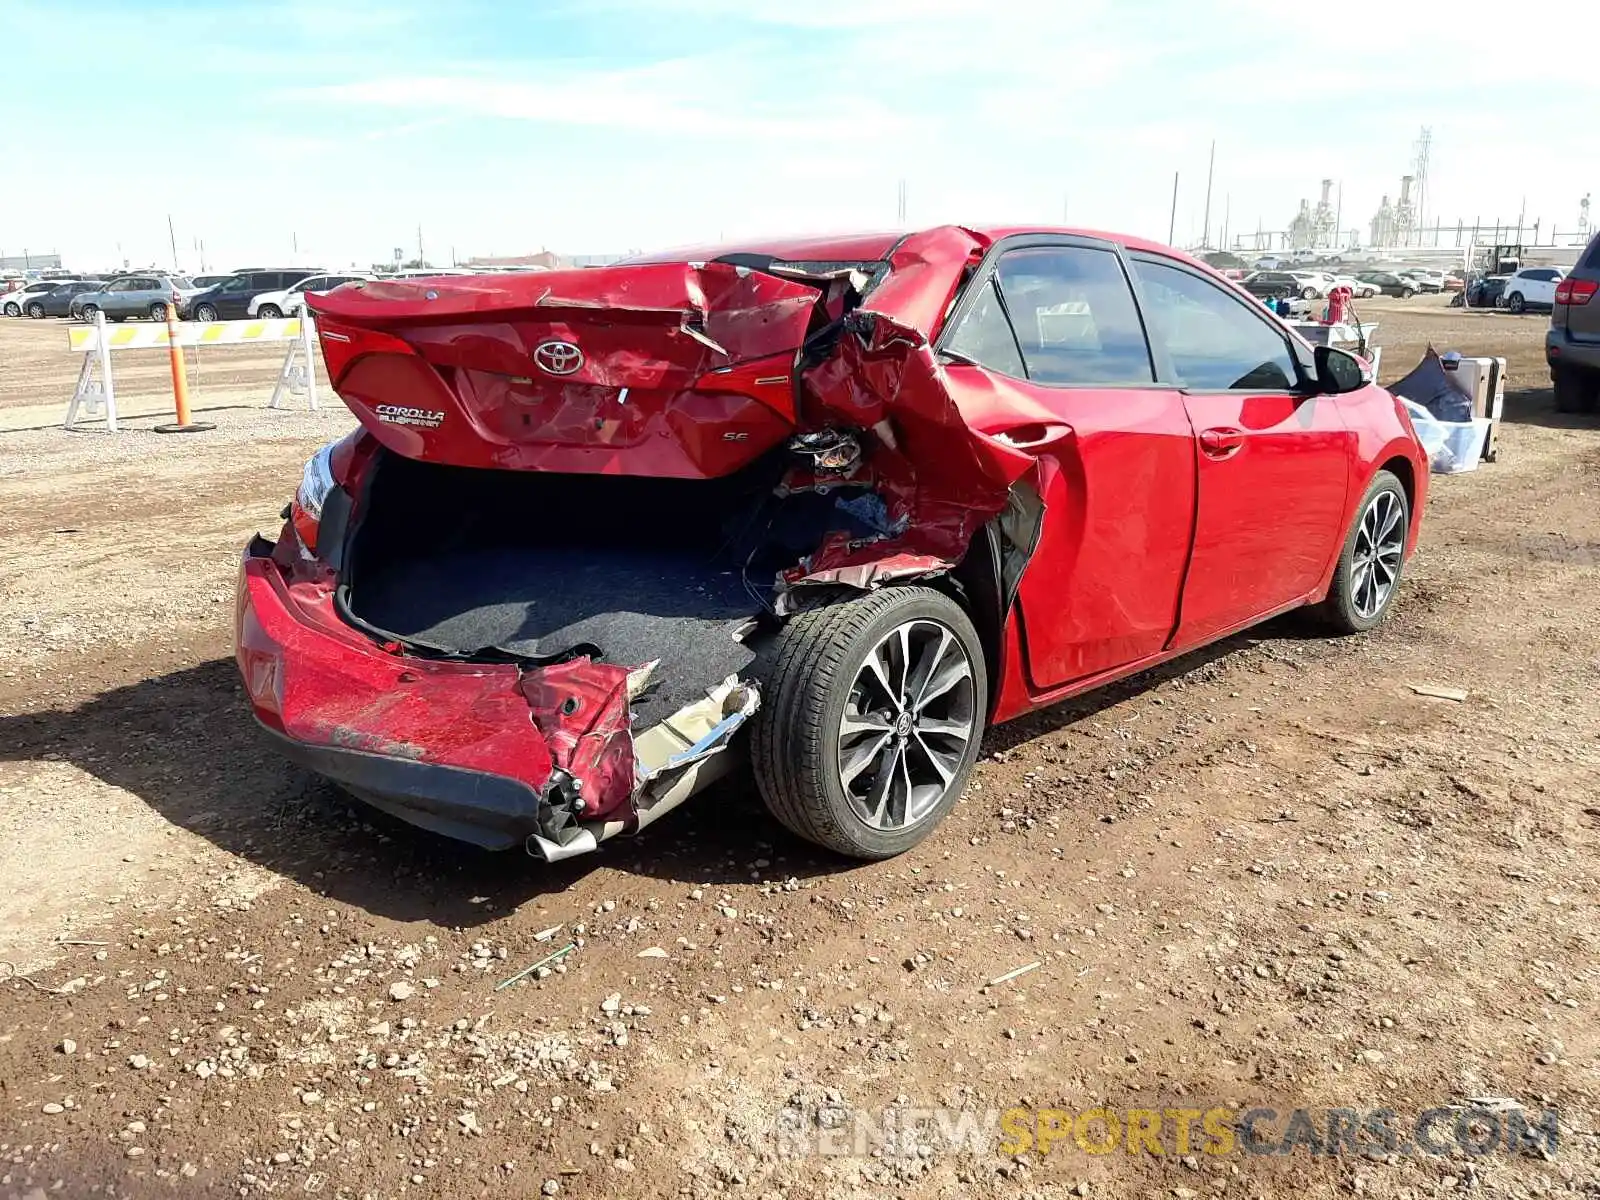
[236,226,1427,862]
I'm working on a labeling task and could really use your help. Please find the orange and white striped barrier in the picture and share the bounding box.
[63,311,322,432]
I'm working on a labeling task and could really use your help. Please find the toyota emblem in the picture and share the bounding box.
[533,340,583,376]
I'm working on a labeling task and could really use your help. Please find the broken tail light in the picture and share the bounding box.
[289,430,374,558]
[1555,278,1597,306]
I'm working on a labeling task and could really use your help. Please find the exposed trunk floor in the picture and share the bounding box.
[349,546,759,721]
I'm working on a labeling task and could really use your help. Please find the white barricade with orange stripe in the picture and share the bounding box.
[64,310,321,431]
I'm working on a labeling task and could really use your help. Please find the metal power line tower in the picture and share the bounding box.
[1412,127,1432,233]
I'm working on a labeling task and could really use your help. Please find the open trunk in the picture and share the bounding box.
[338,446,900,723]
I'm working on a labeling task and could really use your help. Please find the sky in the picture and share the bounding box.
[2,0,1596,272]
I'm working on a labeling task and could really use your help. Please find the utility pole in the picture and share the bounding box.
[1201,141,1215,249]
[1335,182,1343,247]
[1221,194,1231,251]
[167,214,179,272]
[896,179,907,226]
[1167,172,1179,245]
[418,224,425,266]
[1063,193,1069,224]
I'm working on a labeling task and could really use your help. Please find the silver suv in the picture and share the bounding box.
[1548,234,1600,414]
[70,275,199,322]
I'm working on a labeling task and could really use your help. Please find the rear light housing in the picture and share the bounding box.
[289,430,373,557]
[1555,278,1597,306]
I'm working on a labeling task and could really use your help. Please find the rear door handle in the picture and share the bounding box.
[1199,427,1246,458]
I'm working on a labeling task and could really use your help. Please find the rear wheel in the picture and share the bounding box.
[148,301,170,321]
[1301,286,1318,299]
[1317,470,1409,635]
[1507,292,1526,314]
[751,586,987,860]
[25,301,45,318]
[1553,367,1600,415]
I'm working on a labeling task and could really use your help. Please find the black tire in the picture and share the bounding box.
[194,303,218,323]
[258,303,283,319]
[79,304,99,323]
[25,301,45,318]
[1507,292,1525,314]
[1317,470,1410,635]
[751,586,987,860]
[1401,287,1416,299]
[1553,367,1600,415]
[2,302,19,317]
[148,301,170,321]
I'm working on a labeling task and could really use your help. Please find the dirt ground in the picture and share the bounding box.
[0,298,1596,1200]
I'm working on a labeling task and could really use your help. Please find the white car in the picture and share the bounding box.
[248,272,373,318]
[1499,267,1566,314]
[1286,271,1348,299]
[2,278,78,317]
[1329,273,1379,299]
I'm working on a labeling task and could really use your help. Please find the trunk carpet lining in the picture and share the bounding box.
[350,546,759,721]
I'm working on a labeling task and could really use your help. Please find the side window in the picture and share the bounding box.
[944,278,1025,378]
[990,246,1154,385]
[1133,257,1301,392]
[132,277,158,290]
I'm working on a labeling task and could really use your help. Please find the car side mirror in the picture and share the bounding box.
[1314,344,1370,394]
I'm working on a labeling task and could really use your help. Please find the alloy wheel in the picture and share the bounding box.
[1350,491,1405,620]
[836,619,977,831]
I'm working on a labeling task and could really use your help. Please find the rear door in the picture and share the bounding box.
[1128,251,1353,647]
[937,237,1198,688]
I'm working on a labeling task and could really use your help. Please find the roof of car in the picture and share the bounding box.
[628,225,1205,267]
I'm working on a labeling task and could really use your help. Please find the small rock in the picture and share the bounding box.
[41,1103,65,1115]
[59,1039,76,1055]
[636,947,668,959]
[720,906,739,920]
[388,981,415,1002]
[542,1181,560,1197]
[600,993,622,1014]
[128,1054,150,1070]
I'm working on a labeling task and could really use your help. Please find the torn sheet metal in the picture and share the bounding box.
[525,676,760,862]
[519,658,637,822]
[773,544,955,615]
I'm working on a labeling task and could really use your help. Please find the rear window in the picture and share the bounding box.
[1583,237,1600,272]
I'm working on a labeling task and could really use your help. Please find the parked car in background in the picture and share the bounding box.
[1547,233,1600,413]
[248,272,372,318]
[1500,267,1565,314]
[240,224,1427,862]
[191,274,235,289]
[1353,271,1418,298]
[1453,275,1510,309]
[1241,270,1304,299]
[1201,250,1251,279]
[2,277,77,317]
[1253,255,1286,270]
[1328,274,1379,299]
[189,268,322,322]
[1397,269,1445,294]
[1443,272,1466,293]
[71,275,199,321]
[24,280,99,318]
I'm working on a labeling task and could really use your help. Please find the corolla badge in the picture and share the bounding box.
[533,340,584,376]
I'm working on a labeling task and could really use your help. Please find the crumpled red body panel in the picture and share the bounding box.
[792,308,1038,590]
[518,658,638,821]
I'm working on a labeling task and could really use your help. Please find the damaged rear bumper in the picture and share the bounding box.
[235,539,757,858]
